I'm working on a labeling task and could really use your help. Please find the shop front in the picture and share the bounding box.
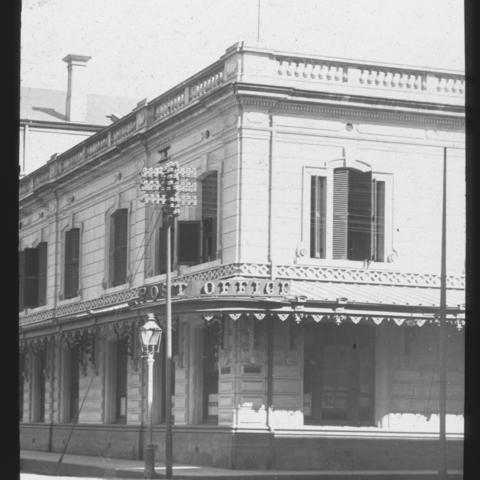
[20,270,465,470]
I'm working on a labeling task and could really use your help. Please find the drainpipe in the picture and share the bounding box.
[268,116,274,279]
[266,315,274,469]
[235,102,243,264]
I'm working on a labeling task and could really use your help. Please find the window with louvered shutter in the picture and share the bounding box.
[333,168,372,261]
[310,176,326,258]
[333,169,349,259]
[178,221,201,265]
[19,250,25,311]
[347,169,372,260]
[64,229,80,299]
[156,222,175,275]
[372,180,385,262]
[110,209,128,286]
[24,247,39,308]
[37,242,47,306]
[202,172,218,262]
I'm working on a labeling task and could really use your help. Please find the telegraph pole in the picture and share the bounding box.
[438,147,447,479]
[165,213,173,478]
[140,161,197,479]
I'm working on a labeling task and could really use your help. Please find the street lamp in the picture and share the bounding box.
[140,161,196,479]
[139,313,163,479]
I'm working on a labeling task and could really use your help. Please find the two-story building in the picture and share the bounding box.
[19,42,465,472]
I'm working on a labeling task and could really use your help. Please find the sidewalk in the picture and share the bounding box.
[20,450,463,480]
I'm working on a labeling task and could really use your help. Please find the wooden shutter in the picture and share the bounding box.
[202,172,218,262]
[24,247,39,308]
[157,222,175,274]
[65,229,80,298]
[19,250,25,311]
[333,169,349,259]
[178,221,201,265]
[37,242,47,306]
[112,209,128,286]
[310,176,326,258]
[348,170,372,260]
[373,180,385,262]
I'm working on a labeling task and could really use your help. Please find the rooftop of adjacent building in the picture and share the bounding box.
[20,85,137,126]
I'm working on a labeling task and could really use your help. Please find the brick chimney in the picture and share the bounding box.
[62,54,91,122]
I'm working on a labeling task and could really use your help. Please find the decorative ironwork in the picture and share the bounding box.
[19,262,465,331]
[62,329,98,376]
[113,319,142,372]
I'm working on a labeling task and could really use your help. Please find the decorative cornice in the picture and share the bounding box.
[20,47,464,200]
[237,94,464,130]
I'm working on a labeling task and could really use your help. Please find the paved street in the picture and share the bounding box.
[21,476,107,480]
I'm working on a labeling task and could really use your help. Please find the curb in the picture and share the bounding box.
[20,458,464,480]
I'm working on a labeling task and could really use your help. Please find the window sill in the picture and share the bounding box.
[145,259,222,285]
[295,257,396,271]
[177,259,221,275]
[19,304,49,315]
[58,295,81,306]
[103,283,129,294]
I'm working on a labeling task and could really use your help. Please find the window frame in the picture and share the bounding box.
[103,204,132,290]
[302,163,393,265]
[19,241,48,310]
[64,228,81,300]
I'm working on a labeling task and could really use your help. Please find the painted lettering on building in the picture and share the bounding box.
[137,278,290,303]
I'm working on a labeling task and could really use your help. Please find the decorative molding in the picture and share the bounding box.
[19,263,464,330]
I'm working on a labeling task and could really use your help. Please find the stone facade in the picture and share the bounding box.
[19,42,465,471]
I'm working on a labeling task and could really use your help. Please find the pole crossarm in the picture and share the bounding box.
[140,161,197,214]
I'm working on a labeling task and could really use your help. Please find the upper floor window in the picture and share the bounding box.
[201,171,218,262]
[19,242,47,310]
[309,168,386,262]
[155,220,175,275]
[310,176,327,259]
[109,209,128,287]
[64,228,80,299]
[178,221,201,265]
[153,171,218,273]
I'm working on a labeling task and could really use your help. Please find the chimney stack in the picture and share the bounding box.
[62,54,91,122]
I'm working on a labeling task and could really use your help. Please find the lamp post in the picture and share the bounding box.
[139,314,163,479]
[140,161,196,479]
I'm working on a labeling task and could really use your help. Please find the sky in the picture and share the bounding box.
[20,0,465,103]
